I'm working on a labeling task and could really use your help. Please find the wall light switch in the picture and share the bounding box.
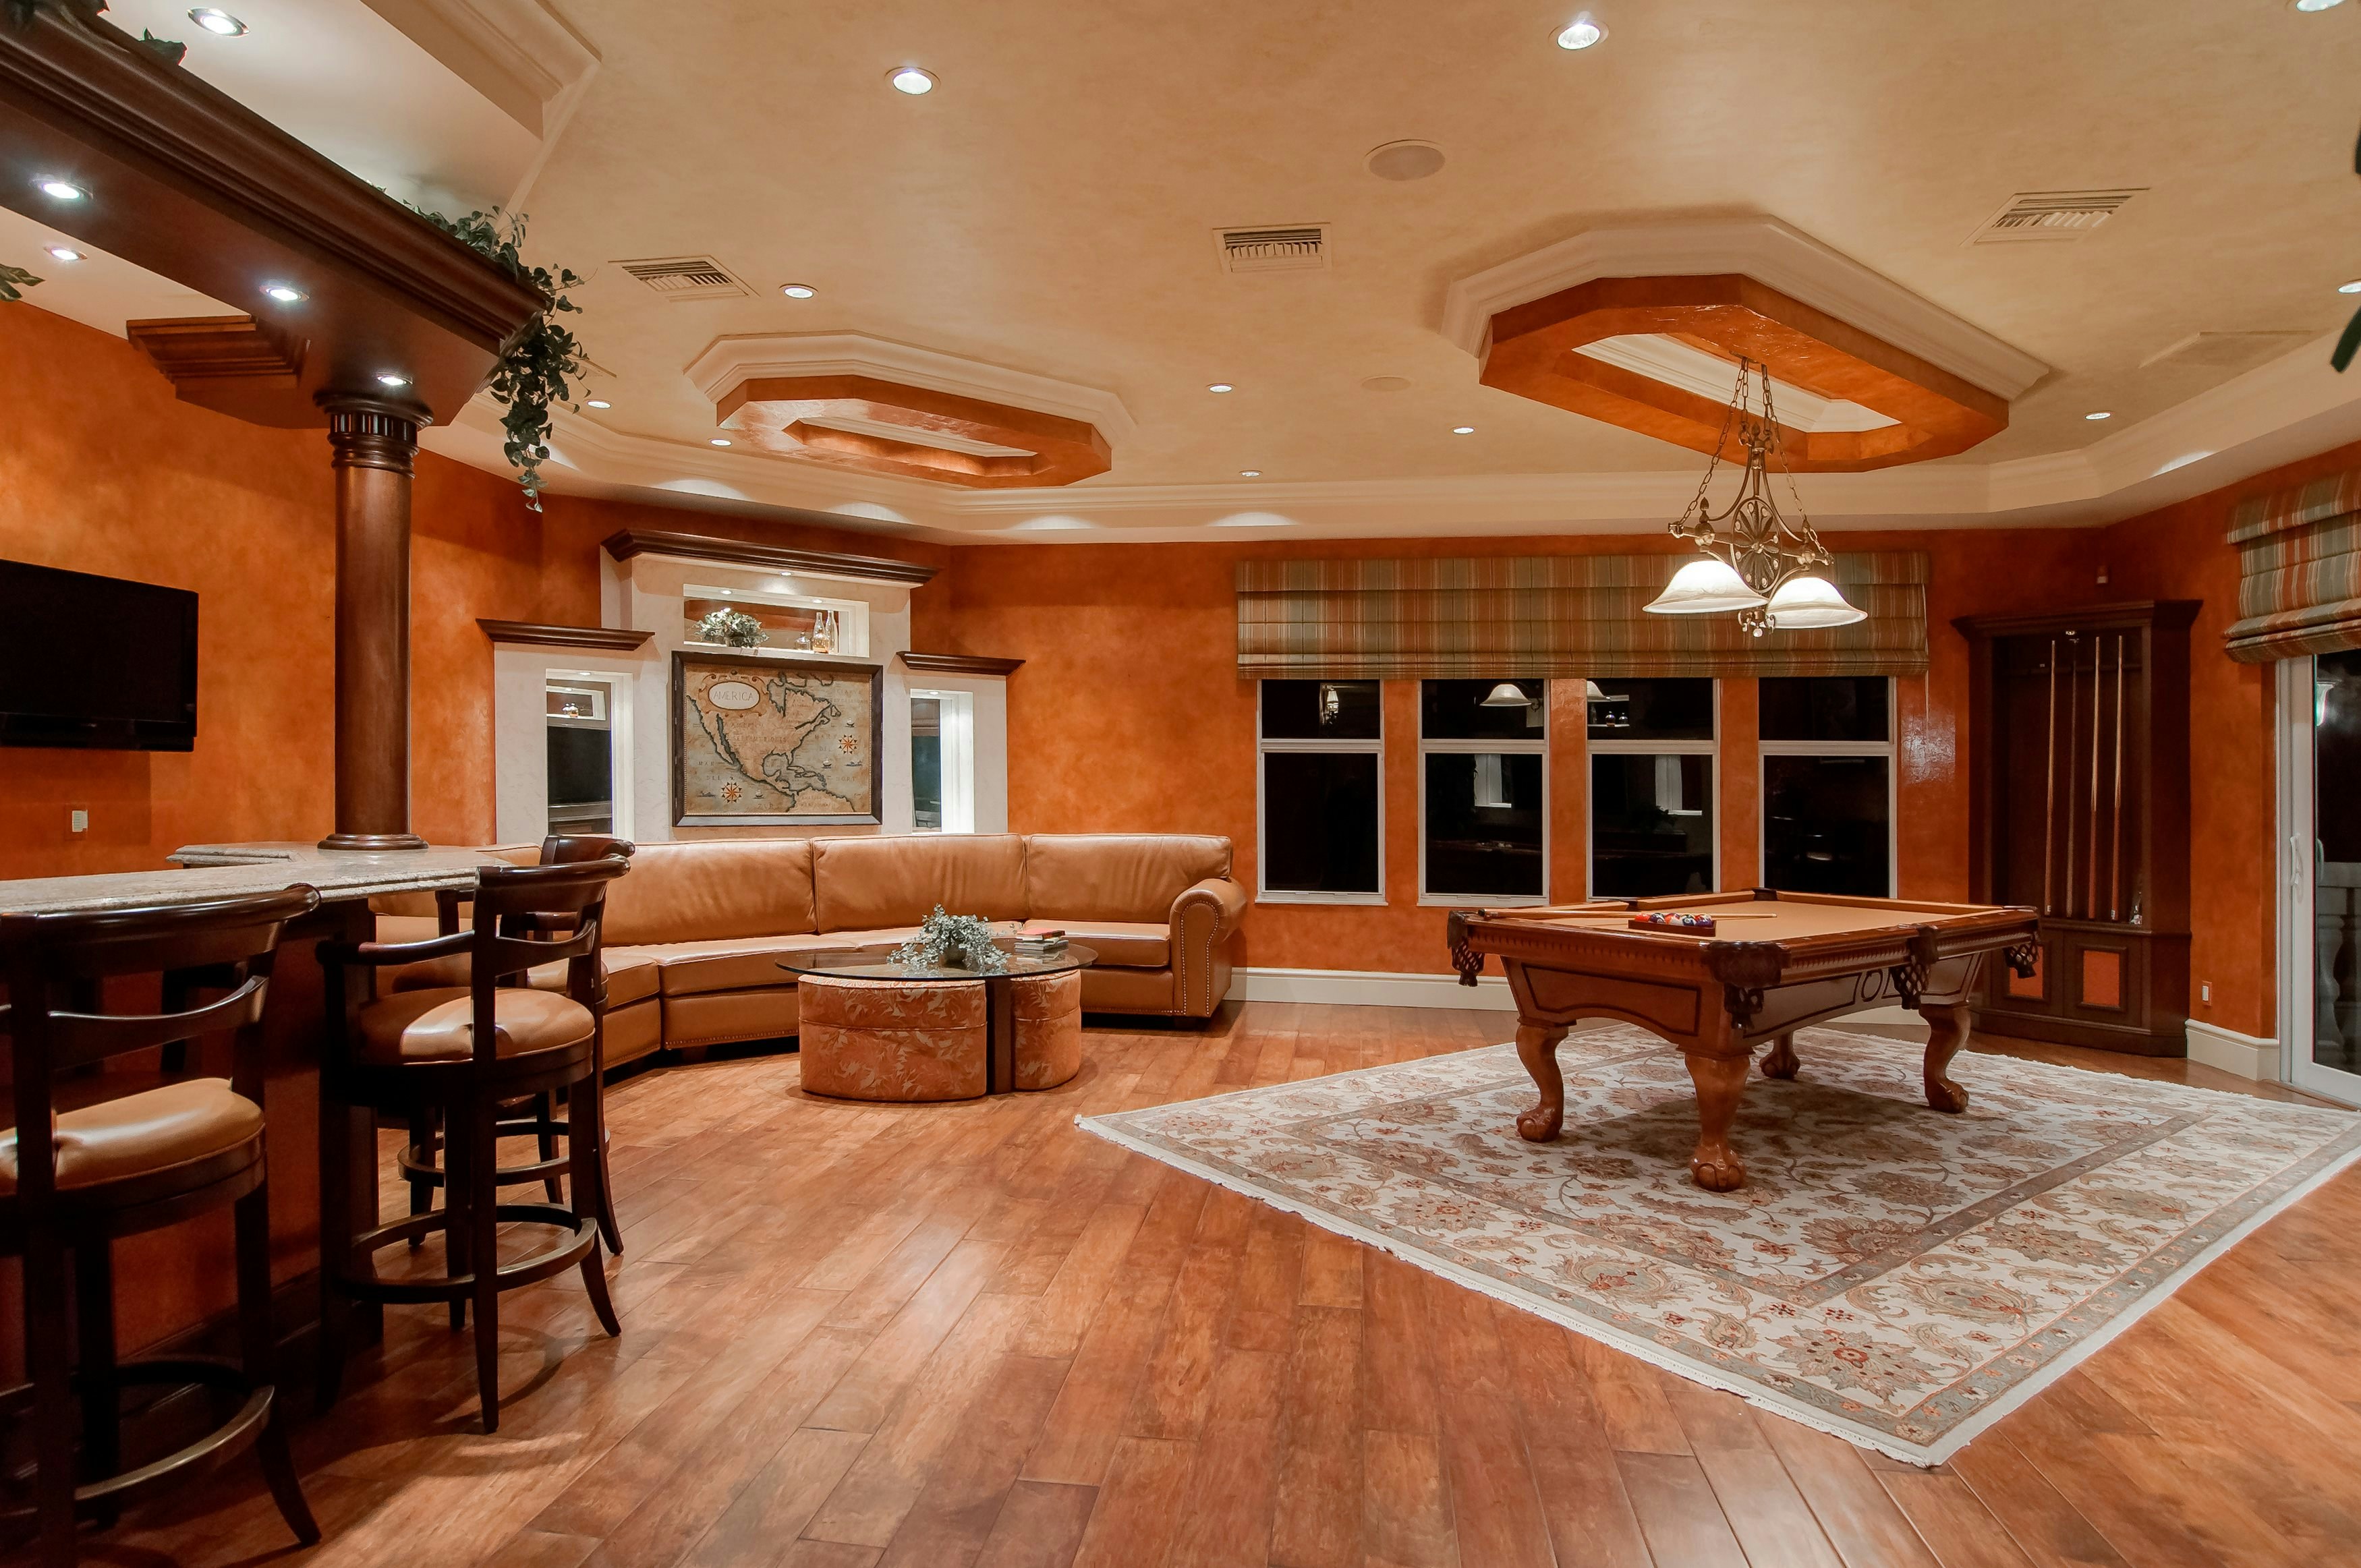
[69,809,88,833]
[2200,981,2212,1004]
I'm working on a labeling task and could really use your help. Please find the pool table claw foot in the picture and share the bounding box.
[1922,1001,1972,1113]
[1760,1034,1799,1080]
[1683,1051,1753,1191]
[1514,1024,1569,1142]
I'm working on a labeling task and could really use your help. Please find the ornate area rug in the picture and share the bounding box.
[1079,1024,2361,1463]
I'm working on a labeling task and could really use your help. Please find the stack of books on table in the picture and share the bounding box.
[1014,929,1068,959]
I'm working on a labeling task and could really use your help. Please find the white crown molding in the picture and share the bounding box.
[1438,216,2051,401]
[417,330,2361,546]
[683,331,1139,451]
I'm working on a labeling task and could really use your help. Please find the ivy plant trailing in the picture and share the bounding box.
[409,206,586,511]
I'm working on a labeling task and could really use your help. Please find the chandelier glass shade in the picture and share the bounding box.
[1643,359,1861,637]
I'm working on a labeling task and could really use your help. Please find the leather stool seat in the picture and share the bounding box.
[358,987,596,1064]
[0,1079,261,1194]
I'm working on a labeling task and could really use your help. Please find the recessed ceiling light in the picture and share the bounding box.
[780,283,817,299]
[375,372,411,388]
[710,438,733,446]
[1239,469,1261,477]
[1207,382,1235,393]
[1452,425,1477,434]
[262,283,306,303]
[586,398,612,409]
[888,66,936,94]
[43,245,80,262]
[36,178,86,201]
[2084,411,2113,421]
[188,7,247,34]
[2294,0,2343,13]
[1556,13,1606,49]
[2340,279,2361,294]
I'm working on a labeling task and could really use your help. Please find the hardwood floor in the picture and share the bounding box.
[100,1004,2361,1568]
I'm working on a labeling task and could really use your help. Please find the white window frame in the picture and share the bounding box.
[1586,678,1720,897]
[1418,680,1549,906]
[909,688,976,835]
[1257,680,1387,906]
[1757,677,1900,898]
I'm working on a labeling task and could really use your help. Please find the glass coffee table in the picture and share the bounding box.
[778,945,1097,1095]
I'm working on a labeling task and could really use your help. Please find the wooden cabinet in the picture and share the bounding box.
[1954,601,2200,1054]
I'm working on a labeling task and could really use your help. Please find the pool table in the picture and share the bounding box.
[1446,890,2041,1191]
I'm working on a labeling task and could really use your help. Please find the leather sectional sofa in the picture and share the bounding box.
[377,833,1247,1070]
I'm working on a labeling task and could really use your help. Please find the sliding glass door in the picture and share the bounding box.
[2283,653,2361,1104]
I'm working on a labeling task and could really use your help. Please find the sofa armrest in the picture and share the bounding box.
[1169,877,1248,1016]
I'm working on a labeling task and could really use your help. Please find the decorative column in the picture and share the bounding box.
[318,397,428,851]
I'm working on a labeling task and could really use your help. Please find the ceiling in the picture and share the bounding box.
[20,0,2361,543]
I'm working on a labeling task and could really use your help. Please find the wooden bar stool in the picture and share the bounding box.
[316,856,627,1431]
[0,888,322,1567]
[398,835,635,1256]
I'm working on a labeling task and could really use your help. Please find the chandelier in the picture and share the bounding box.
[1642,358,1865,637]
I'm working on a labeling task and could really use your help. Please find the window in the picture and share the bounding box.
[1760,676,1894,896]
[1589,678,1716,897]
[910,689,976,833]
[1421,679,1547,902]
[1258,680,1383,901]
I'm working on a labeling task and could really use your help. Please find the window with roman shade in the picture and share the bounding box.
[2225,467,2361,663]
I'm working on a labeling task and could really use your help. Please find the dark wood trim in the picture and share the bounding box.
[603,528,938,586]
[671,650,885,827]
[0,1,543,426]
[897,651,1024,676]
[477,620,654,651]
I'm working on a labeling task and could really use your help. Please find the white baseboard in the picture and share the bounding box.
[2184,1019,2281,1081]
[1226,966,1519,1011]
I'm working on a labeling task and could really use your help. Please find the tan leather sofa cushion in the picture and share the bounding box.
[603,838,817,946]
[812,835,1028,931]
[648,930,909,997]
[358,987,595,1064]
[1022,835,1232,924]
[1023,919,1168,968]
[662,987,799,1048]
[0,1080,261,1193]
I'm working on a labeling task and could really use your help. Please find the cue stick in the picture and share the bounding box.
[2111,631,2126,922]
[2044,637,2059,917]
[2088,633,2103,919]
[2062,637,2078,919]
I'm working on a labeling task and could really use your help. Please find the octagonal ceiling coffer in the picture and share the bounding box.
[689,333,1133,490]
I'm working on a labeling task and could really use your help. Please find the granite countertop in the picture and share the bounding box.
[0,842,511,917]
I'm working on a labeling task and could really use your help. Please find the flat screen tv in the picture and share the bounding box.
[0,559,198,751]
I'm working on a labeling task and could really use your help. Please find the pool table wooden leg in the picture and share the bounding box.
[1513,1022,1570,1141]
[1921,1001,1972,1113]
[1760,1033,1800,1080]
[1684,1051,1753,1191]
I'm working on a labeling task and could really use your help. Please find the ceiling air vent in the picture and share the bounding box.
[1216,224,1329,274]
[1967,189,2146,245]
[614,256,751,301]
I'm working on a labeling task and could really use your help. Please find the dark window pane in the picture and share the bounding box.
[1423,752,1545,897]
[1263,751,1382,894]
[1421,679,1547,740]
[1263,679,1382,740]
[1586,678,1713,741]
[1760,676,1889,743]
[1763,755,1891,896]
[1590,753,1714,896]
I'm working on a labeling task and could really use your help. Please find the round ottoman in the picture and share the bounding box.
[797,975,987,1101]
[1011,969,1083,1091]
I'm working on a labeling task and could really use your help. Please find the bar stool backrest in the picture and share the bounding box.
[0,886,320,1202]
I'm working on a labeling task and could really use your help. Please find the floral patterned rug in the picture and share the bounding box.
[1079,1024,2361,1463]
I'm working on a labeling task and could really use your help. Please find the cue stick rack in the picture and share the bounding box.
[1954,602,2199,1054]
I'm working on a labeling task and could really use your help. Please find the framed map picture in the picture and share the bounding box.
[672,651,882,826]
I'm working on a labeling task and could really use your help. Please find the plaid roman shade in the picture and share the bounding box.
[2224,467,2361,663]
[1235,552,1929,678]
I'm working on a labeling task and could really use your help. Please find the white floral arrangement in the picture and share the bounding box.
[892,906,1007,972]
